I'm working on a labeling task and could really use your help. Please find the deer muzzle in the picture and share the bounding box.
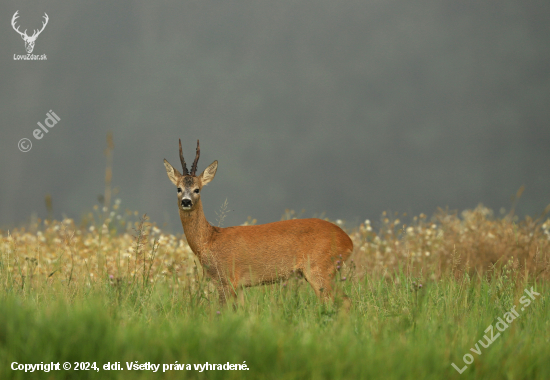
[181,198,192,209]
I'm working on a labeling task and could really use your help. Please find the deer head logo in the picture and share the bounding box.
[11,11,49,54]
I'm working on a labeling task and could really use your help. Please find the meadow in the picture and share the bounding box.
[1,198,549,379]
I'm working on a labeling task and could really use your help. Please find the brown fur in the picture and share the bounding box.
[164,157,353,304]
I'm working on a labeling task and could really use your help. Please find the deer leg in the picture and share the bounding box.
[303,269,333,301]
[237,287,246,306]
[217,284,237,306]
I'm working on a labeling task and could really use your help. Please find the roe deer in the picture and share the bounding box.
[164,139,353,304]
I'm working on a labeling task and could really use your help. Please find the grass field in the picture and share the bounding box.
[1,201,549,379]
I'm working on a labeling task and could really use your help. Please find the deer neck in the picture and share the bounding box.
[178,199,214,259]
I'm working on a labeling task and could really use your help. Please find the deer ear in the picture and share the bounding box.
[163,159,181,186]
[200,160,218,186]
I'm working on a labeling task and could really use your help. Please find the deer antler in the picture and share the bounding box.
[11,11,26,38]
[11,11,48,39]
[179,139,189,175]
[31,13,49,38]
[190,140,200,176]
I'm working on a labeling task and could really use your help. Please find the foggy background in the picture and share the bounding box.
[1,0,549,232]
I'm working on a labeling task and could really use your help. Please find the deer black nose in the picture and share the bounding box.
[182,199,192,208]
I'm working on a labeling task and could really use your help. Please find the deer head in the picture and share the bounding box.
[11,11,49,54]
[164,139,218,212]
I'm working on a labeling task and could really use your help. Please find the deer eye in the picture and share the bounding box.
[177,188,182,193]
[194,189,200,194]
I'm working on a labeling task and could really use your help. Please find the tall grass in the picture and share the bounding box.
[0,201,549,379]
